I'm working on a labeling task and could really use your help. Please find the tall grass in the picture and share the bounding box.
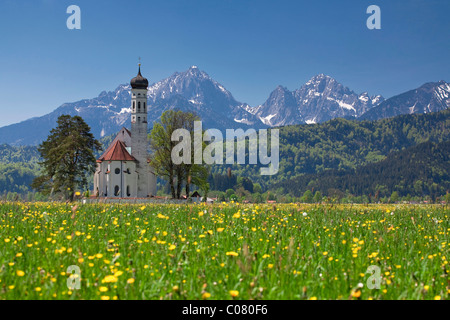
[0,202,448,300]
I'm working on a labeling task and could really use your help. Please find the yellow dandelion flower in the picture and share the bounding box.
[229,290,239,297]
[226,251,238,257]
[16,270,25,277]
[202,292,211,299]
[351,290,361,298]
[127,278,135,284]
[103,275,118,283]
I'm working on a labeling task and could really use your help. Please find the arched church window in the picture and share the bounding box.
[114,185,120,197]
[138,101,141,112]
[133,101,135,110]
[126,186,130,197]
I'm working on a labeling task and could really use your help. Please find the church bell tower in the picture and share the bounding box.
[130,63,150,197]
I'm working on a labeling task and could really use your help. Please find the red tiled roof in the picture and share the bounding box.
[98,140,136,162]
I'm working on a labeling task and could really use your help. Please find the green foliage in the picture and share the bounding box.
[211,110,450,189]
[313,191,323,203]
[0,144,42,194]
[149,110,209,199]
[0,162,40,194]
[301,190,313,203]
[0,144,41,164]
[390,191,400,203]
[275,140,450,199]
[2,202,447,299]
[208,173,237,191]
[1,110,450,201]
[31,115,101,201]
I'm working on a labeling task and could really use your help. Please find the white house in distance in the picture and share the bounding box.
[93,65,157,198]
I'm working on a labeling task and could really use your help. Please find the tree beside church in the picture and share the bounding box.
[32,114,101,201]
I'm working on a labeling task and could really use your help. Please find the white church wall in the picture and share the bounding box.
[105,161,137,198]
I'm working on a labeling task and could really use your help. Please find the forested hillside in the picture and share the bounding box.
[272,140,450,199]
[0,144,42,194]
[215,109,450,188]
[1,110,449,197]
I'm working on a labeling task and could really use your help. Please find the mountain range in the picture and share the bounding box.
[0,66,448,146]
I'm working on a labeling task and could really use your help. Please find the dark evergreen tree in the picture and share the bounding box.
[32,115,101,201]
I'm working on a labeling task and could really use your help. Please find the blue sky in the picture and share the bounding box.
[0,0,449,127]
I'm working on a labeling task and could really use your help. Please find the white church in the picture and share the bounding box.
[93,65,157,198]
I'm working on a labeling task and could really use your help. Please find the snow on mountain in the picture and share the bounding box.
[256,74,384,126]
[0,66,447,146]
[0,67,264,145]
[359,80,450,121]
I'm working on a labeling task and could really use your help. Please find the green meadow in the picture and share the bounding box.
[0,202,448,300]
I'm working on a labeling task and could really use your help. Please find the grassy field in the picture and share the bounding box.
[0,202,448,300]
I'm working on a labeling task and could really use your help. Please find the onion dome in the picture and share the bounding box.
[130,65,148,89]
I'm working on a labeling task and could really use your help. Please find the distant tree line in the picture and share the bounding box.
[272,140,450,201]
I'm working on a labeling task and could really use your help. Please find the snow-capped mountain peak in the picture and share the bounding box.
[254,75,385,126]
[0,68,447,146]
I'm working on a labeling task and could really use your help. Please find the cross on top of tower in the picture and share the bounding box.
[130,59,148,89]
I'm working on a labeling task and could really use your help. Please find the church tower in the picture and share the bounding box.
[130,64,150,197]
